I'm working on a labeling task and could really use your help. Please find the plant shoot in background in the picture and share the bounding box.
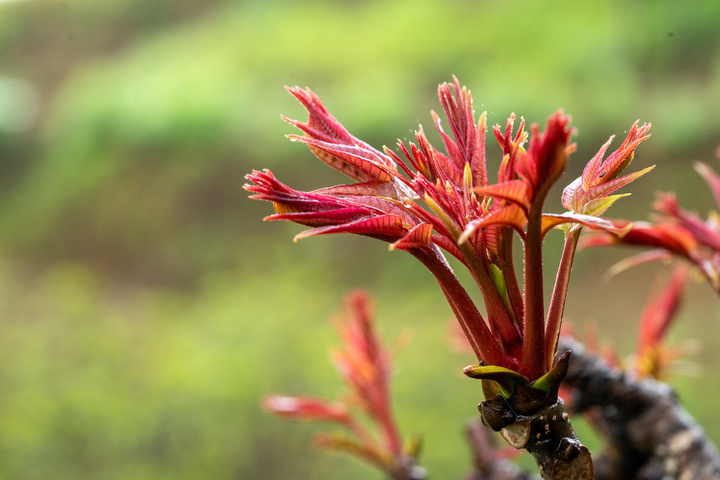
[263,290,424,480]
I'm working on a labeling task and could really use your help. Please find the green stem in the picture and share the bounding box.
[544,228,581,370]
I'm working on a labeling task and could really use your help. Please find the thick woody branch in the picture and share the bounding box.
[560,337,720,480]
[464,419,536,480]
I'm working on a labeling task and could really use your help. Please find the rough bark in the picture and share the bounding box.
[560,338,720,480]
[462,340,720,480]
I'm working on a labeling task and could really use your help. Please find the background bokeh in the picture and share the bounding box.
[1,0,720,478]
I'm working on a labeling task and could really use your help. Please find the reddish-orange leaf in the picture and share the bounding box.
[540,212,632,237]
[262,395,351,423]
[390,223,434,251]
[474,180,531,211]
[460,204,527,243]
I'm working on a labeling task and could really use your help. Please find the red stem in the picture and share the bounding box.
[544,228,581,370]
[378,407,403,456]
[377,364,403,456]
[498,226,524,330]
[411,246,506,365]
[521,201,547,380]
[458,238,522,352]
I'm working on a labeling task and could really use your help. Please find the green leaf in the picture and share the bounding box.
[424,193,462,240]
[489,263,512,314]
[463,364,530,396]
[579,193,630,217]
[530,350,570,396]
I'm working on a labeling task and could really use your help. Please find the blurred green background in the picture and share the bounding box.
[1,0,719,478]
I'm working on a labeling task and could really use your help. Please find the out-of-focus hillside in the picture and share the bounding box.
[0,0,719,478]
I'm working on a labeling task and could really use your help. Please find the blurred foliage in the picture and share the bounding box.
[0,0,719,478]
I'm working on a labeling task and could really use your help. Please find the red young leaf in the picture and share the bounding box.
[293,214,408,242]
[288,135,394,183]
[270,207,376,227]
[581,136,614,191]
[284,86,355,144]
[562,122,651,217]
[263,395,351,423]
